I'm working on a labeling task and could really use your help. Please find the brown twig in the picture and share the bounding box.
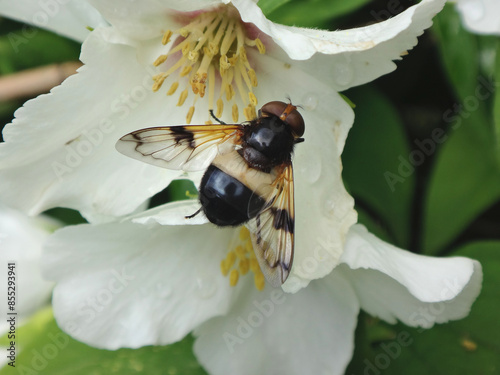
[0,61,82,102]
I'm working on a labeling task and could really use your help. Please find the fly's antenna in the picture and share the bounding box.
[285,95,304,111]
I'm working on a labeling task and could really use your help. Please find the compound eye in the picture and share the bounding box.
[285,109,305,137]
[260,101,288,118]
[260,101,305,137]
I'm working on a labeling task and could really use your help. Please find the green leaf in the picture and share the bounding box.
[1,309,208,375]
[43,208,87,225]
[432,4,480,102]
[258,0,292,16]
[342,85,414,248]
[265,0,371,29]
[167,179,198,202]
[0,29,80,74]
[423,4,500,255]
[355,206,392,243]
[422,99,500,255]
[359,241,500,375]
[494,42,500,165]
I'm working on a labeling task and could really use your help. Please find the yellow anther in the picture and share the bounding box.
[188,50,199,62]
[239,46,247,62]
[248,92,257,107]
[225,84,234,101]
[255,38,265,54]
[220,259,229,276]
[239,227,250,241]
[250,258,260,273]
[244,105,256,121]
[248,69,258,87]
[220,55,231,70]
[226,251,237,268]
[239,259,250,275]
[180,65,192,77]
[232,103,239,123]
[235,245,247,259]
[207,42,219,56]
[228,55,238,66]
[152,75,167,92]
[182,43,192,57]
[166,81,179,96]
[216,98,224,118]
[229,269,240,287]
[177,89,189,106]
[254,272,265,291]
[162,30,173,45]
[186,106,195,124]
[179,28,189,38]
[153,54,168,66]
[185,190,198,199]
[246,241,255,255]
[197,82,206,98]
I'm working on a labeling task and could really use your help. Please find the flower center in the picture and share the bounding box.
[152,7,265,124]
[221,227,265,291]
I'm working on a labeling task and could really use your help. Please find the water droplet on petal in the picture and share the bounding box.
[301,93,318,111]
[195,274,217,299]
[155,282,173,299]
[323,199,336,219]
[333,62,354,88]
[297,152,321,184]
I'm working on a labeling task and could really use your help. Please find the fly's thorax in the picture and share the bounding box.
[240,116,295,170]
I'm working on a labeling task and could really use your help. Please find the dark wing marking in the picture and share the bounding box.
[247,163,295,287]
[116,125,242,172]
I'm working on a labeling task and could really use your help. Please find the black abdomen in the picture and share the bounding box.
[199,165,266,226]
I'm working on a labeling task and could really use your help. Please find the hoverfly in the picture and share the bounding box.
[116,101,304,286]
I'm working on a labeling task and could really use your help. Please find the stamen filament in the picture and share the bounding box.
[151,6,265,127]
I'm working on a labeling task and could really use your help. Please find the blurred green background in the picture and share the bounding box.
[1,0,499,374]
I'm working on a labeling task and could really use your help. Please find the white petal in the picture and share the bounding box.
[340,224,482,327]
[131,200,208,226]
[0,0,106,42]
[233,0,445,90]
[245,52,356,291]
[455,0,500,35]
[193,272,359,375]
[0,204,56,330]
[0,28,187,220]
[87,0,221,40]
[43,212,236,349]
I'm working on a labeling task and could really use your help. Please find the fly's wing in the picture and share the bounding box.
[247,163,295,287]
[116,125,242,172]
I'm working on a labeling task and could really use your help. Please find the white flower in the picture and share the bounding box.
[454,0,500,35]
[0,0,446,223]
[0,0,447,289]
[42,201,482,375]
[0,203,57,332]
